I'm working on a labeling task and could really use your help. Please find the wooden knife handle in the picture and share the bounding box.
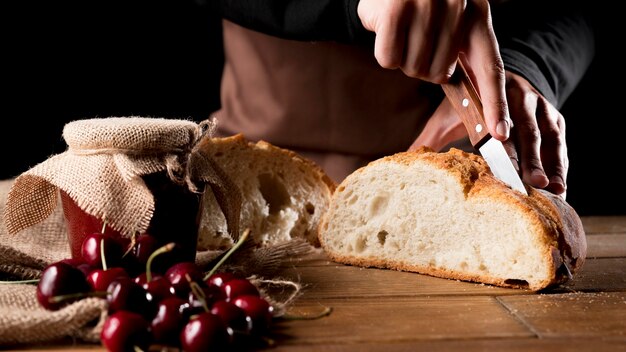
[441,59,490,147]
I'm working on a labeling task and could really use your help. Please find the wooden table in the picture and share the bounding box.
[10,216,626,351]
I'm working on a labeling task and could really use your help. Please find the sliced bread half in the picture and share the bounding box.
[196,134,336,250]
[318,147,586,291]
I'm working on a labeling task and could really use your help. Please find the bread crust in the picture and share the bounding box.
[319,147,587,291]
[198,134,337,194]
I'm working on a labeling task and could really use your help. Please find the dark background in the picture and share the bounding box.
[2,1,624,215]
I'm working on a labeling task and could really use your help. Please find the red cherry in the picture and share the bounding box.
[151,296,188,346]
[36,261,90,310]
[211,300,251,333]
[86,267,128,292]
[101,311,150,352]
[106,277,156,319]
[221,278,260,301]
[206,272,236,288]
[232,295,273,334]
[180,312,231,352]
[133,272,149,286]
[131,233,161,265]
[81,232,123,268]
[60,258,93,276]
[187,284,222,314]
[165,262,204,298]
[123,233,164,276]
[143,276,176,303]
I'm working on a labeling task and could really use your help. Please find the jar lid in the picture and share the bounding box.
[63,117,199,153]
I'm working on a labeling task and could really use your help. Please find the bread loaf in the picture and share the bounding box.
[197,134,336,250]
[318,147,587,291]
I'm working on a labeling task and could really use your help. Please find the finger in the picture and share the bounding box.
[506,83,550,189]
[536,98,568,195]
[463,0,510,141]
[502,138,520,173]
[372,8,406,69]
[429,0,466,82]
[400,2,435,78]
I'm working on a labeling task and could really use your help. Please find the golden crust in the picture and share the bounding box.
[200,133,337,193]
[254,139,337,194]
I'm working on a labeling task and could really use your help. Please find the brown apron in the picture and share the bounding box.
[214,20,467,182]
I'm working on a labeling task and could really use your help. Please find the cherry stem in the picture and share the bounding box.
[188,275,209,312]
[100,237,109,271]
[49,290,108,303]
[145,242,176,282]
[203,228,250,281]
[0,279,39,284]
[100,221,107,235]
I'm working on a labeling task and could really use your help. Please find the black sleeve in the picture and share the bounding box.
[492,0,595,108]
[206,0,374,44]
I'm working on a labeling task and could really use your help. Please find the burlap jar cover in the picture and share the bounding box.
[0,117,307,346]
[4,117,212,238]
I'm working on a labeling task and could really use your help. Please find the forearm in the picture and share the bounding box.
[492,0,595,108]
[208,0,372,44]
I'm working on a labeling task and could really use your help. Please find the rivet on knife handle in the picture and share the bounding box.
[441,60,490,148]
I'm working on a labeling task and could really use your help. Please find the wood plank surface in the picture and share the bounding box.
[586,234,626,258]
[581,216,626,234]
[277,263,531,299]
[496,292,626,338]
[5,216,625,352]
[559,258,626,292]
[270,296,533,345]
[266,338,626,352]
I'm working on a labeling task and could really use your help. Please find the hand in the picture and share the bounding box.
[504,71,567,196]
[357,0,512,141]
[409,71,568,197]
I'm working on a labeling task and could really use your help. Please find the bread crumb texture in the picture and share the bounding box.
[319,147,586,291]
[197,134,336,250]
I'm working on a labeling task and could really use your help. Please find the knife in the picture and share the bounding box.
[442,59,527,195]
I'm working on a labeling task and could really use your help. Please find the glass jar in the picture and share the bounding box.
[61,171,201,273]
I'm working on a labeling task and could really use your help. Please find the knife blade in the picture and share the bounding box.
[442,59,527,195]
